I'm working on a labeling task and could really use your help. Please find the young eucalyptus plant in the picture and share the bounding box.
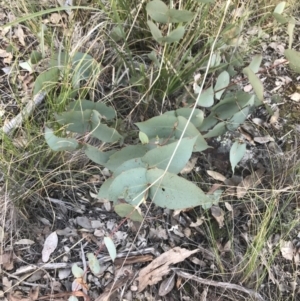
[38,0,300,221]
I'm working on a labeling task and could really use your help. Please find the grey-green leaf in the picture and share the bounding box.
[114,204,143,222]
[104,237,116,262]
[84,144,111,165]
[106,145,148,172]
[249,54,262,73]
[98,178,114,200]
[45,127,79,151]
[147,169,215,209]
[91,122,122,143]
[272,13,288,24]
[108,168,148,205]
[142,137,197,174]
[230,141,246,174]
[55,110,93,133]
[175,116,209,152]
[203,121,227,138]
[284,49,300,73]
[135,115,177,139]
[147,20,163,42]
[175,108,204,128]
[146,0,169,23]
[243,67,264,101]
[139,131,149,144]
[159,26,185,44]
[214,71,229,100]
[87,253,101,275]
[72,263,84,278]
[227,106,250,131]
[114,158,147,176]
[168,9,195,23]
[33,67,59,95]
[68,99,116,120]
[197,86,214,107]
[273,1,285,14]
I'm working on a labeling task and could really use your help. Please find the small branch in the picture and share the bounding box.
[1,92,46,135]
[174,270,266,301]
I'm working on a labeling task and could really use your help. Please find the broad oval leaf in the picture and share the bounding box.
[106,145,148,172]
[142,137,197,174]
[84,144,111,165]
[147,20,163,42]
[168,9,195,23]
[159,26,185,44]
[274,1,286,14]
[108,168,148,205]
[272,13,288,24]
[104,237,117,262]
[114,203,143,222]
[33,67,59,95]
[203,121,227,138]
[230,141,246,174]
[197,86,214,107]
[135,115,177,139]
[139,131,149,144]
[214,71,229,100]
[114,158,147,176]
[175,116,209,152]
[71,263,84,278]
[227,106,250,131]
[199,114,218,131]
[146,0,169,23]
[55,110,93,133]
[249,54,262,73]
[174,108,204,128]
[147,169,215,209]
[19,61,33,72]
[242,67,264,102]
[68,99,116,120]
[71,52,98,82]
[98,178,114,200]
[91,121,122,143]
[45,127,79,151]
[284,49,300,73]
[87,253,101,275]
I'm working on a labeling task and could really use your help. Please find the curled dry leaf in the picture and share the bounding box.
[236,168,265,199]
[289,92,300,102]
[42,231,58,262]
[158,274,175,296]
[224,202,233,211]
[211,206,224,228]
[190,217,205,227]
[253,136,274,144]
[239,127,255,145]
[243,84,253,92]
[207,170,226,182]
[137,247,199,292]
[1,251,14,270]
[15,25,26,46]
[269,107,279,125]
[180,157,198,174]
[280,240,294,261]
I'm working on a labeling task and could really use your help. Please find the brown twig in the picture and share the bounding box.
[174,270,266,301]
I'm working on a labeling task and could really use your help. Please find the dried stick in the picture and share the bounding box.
[1,92,46,135]
[175,270,265,301]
